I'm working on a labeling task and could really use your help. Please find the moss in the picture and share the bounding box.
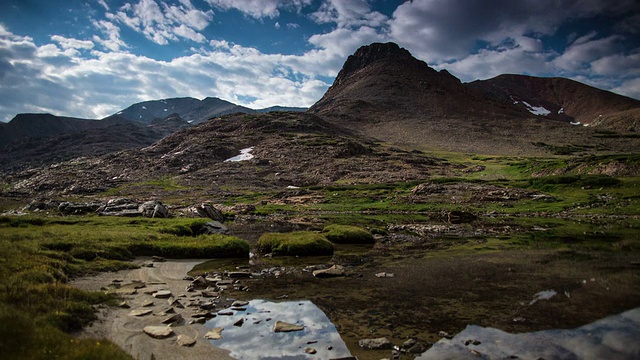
[257,232,334,256]
[322,224,375,244]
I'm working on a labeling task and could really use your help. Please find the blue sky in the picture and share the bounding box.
[0,0,639,122]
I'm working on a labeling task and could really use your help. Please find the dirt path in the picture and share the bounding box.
[72,258,235,360]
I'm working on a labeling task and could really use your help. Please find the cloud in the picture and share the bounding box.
[310,0,388,28]
[107,0,213,45]
[98,0,109,11]
[92,19,128,51]
[612,78,640,100]
[50,35,95,50]
[554,35,623,71]
[205,0,312,19]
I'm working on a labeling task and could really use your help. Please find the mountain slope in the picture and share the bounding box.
[308,42,640,155]
[467,74,640,130]
[0,113,130,147]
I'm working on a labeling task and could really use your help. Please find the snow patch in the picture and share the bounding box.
[529,290,557,305]
[570,121,581,126]
[224,147,255,162]
[117,111,123,115]
[558,107,564,114]
[164,109,167,112]
[286,185,300,189]
[521,101,551,116]
[142,106,147,110]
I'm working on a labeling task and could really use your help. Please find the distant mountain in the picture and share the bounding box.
[0,113,130,147]
[111,97,306,125]
[0,121,164,173]
[468,74,640,131]
[257,106,307,113]
[308,42,640,155]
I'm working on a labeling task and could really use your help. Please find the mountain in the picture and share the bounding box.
[0,113,130,147]
[111,97,255,125]
[309,42,640,155]
[0,120,165,173]
[468,74,640,131]
[111,97,306,125]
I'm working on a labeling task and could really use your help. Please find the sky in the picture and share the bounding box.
[0,0,639,122]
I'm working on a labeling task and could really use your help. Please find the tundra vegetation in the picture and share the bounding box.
[0,152,639,358]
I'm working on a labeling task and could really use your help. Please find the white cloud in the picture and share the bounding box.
[612,78,640,100]
[591,52,640,76]
[51,35,95,50]
[98,0,109,11]
[92,19,128,51]
[205,0,312,19]
[310,0,388,28]
[107,0,213,45]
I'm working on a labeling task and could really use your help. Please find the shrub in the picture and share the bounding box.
[322,224,375,244]
[257,232,334,256]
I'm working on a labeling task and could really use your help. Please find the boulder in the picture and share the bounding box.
[153,290,172,298]
[139,200,170,218]
[204,327,224,340]
[58,201,102,215]
[98,198,142,216]
[143,326,174,339]
[177,334,196,347]
[358,337,393,350]
[313,265,346,278]
[195,204,225,222]
[200,221,229,235]
[273,321,304,332]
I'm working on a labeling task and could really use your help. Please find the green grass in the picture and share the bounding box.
[322,224,375,244]
[257,231,334,256]
[0,215,250,358]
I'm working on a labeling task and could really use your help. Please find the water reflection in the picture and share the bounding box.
[419,307,640,360]
[205,300,352,359]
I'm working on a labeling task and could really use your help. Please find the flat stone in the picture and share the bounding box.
[232,300,249,307]
[192,310,215,318]
[153,290,172,298]
[142,300,154,307]
[189,318,207,325]
[162,313,183,324]
[168,298,185,308]
[204,327,224,340]
[217,310,234,316]
[143,326,173,339]
[305,348,317,354]
[129,309,153,317]
[202,290,219,298]
[177,334,196,347]
[227,271,252,278]
[358,337,393,350]
[233,318,244,327]
[274,321,304,333]
[313,265,346,278]
[118,301,130,309]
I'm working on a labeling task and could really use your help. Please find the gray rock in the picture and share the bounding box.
[153,290,172,298]
[313,265,346,278]
[273,321,304,332]
[358,337,393,350]
[143,326,174,339]
[139,200,170,218]
[58,201,102,215]
[177,334,196,347]
[162,313,183,324]
[204,327,224,340]
[129,309,152,317]
[195,204,225,222]
[200,221,229,235]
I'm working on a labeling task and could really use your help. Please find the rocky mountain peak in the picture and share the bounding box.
[335,42,417,83]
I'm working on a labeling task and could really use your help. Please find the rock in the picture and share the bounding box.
[218,310,234,316]
[162,313,183,324]
[142,300,154,307]
[189,318,207,324]
[447,210,477,224]
[200,221,229,235]
[195,204,225,222]
[139,200,170,218]
[358,337,393,350]
[231,300,249,307]
[143,326,174,339]
[177,334,196,347]
[58,201,102,215]
[204,327,224,340]
[129,309,153,317]
[152,256,166,262]
[406,342,427,354]
[438,331,453,339]
[305,348,317,354]
[202,290,220,298]
[118,301,131,308]
[153,290,172,298]
[98,198,143,217]
[168,298,184,308]
[375,272,395,278]
[227,271,252,278]
[192,310,215,318]
[274,321,304,332]
[233,318,244,327]
[313,265,346,278]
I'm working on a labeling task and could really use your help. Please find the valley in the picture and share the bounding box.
[1,42,639,359]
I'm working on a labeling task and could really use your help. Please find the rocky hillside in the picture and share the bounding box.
[0,113,131,147]
[3,112,453,198]
[468,74,640,130]
[309,42,640,155]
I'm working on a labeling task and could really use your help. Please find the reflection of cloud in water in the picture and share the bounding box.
[419,307,640,360]
[205,300,352,359]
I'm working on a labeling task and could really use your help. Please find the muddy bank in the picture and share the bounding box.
[72,259,235,360]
